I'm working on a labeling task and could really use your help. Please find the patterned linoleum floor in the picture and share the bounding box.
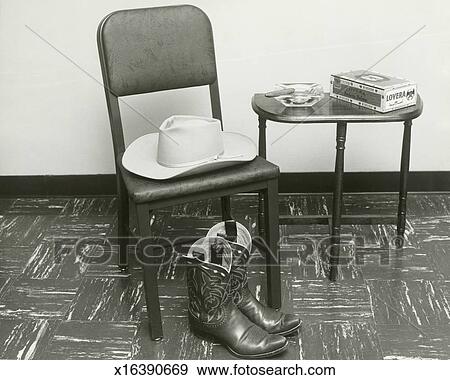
[0,193,449,360]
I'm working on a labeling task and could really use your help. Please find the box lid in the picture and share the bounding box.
[332,70,415,90]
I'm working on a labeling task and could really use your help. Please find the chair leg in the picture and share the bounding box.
[263,179,281,309]
[117,172,129,270]
[258,191,265,240]
[136,204,163,340]
[221,196,232,220]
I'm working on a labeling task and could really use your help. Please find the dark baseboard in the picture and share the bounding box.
[0,175,117,197]
[279,171,450,193]
[0,172,449,197]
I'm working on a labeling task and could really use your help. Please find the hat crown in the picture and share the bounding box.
[157,115,224,168]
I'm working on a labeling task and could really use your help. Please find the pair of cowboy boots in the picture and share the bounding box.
[183,220,301,359]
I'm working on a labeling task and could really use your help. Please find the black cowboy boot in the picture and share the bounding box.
[183,236,288,359]
[209,220,302,336]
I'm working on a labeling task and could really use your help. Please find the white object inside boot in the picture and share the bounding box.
[186,236,232,272]
[206,221,252,252]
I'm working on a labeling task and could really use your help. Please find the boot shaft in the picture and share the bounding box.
[206,220,253,304]
[183,237,233,324]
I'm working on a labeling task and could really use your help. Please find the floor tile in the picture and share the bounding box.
[132,317,213,360]
[409,216,450,247]
[66,278,144,322]
[0,215,50,247]
[377,324,450,359]
[142,280,188,318]
[281,224,330,237]
[171,198,222,218]
[349,224,392,248]
[21,238,106,280]
[279,194,331,216]
[63,197,117,217]
[7,198,69,215]
[0,247,35,277]
[0,318,58,359]
[83,245,140,279]
[84,240,186,281]
[226,194,262,223]
[26,216,116,278]
[298,322,382,359]
[408,194,450,217]
[429,243,450,279]
[439,281,450,304]
[41,216,114,242]
[367,280,450,325]
[163,215,226,241]
[41,321,137,359]
[350,222,414,249]
[280,235,362,282]
[344,193,397,216]
[0,278,79,319]
[286,280,373,322]
[360,247,439,281]
[0,277,12,299]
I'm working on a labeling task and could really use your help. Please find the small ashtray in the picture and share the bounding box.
[275,83,324,107]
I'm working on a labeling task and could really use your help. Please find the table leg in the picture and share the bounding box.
[396,119,412,248]
[258,116,267,159]
[258,117,267,240]
[329,122,347,281]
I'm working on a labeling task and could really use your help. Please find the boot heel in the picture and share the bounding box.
[188,314,218,342]
[190,326,218,343]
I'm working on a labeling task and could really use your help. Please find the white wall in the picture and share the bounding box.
[1,0,449,175]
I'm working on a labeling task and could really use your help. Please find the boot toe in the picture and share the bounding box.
[280,313,302,335]
[226,325,288,359]
[265,334,288,354]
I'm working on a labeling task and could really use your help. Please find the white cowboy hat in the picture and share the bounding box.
[122,115,257,180]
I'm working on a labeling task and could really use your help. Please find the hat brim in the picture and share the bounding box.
[122,132,257,180]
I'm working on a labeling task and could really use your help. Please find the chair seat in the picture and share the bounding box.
[118,155,279,204]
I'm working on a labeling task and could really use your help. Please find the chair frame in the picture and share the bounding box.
[97,6,280,340]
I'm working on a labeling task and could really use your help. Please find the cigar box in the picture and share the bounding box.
[330,70,417,113]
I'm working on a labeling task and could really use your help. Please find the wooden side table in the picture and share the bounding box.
[252,93,423,281]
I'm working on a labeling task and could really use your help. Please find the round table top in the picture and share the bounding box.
[252,93,423,124]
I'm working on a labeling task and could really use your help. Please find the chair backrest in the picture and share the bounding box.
[97,5,222,157]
